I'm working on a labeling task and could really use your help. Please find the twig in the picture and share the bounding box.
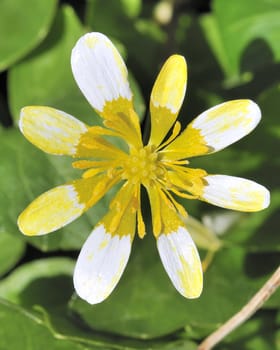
[198,265,280,350]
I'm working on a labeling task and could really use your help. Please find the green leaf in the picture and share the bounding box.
[0,232,25,277]
[199,14,231,81]
[201,0,280,84]
[129,72,146,121]
[8,5,90,125]
[70,231,279,339]
[0,299,113,350]
[222,190,280,252]
[121,0,142,18]
[0,258,198,350]
[258,84,280,141]
[0,258,74,306]
[0,0,58,71]
[0,299,198,350]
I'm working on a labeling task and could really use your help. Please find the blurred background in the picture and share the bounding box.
[0,0,279,349]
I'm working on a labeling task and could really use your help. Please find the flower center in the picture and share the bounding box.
[122,145,164,185]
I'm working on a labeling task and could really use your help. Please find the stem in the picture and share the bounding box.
[198,265,280,350]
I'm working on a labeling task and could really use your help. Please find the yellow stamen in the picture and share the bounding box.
[102,182,138,236]
[135,185,146,238]
[72,160,115,170]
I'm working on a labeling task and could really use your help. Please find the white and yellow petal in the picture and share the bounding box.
[73,182,137,304]
[71,32,132,113]
[157,227,203,299]
[74,224,132,304]
[163,100,261,159]
[200,175,270,212]
[17,174,119,236]
[149,55,187,147]
[71,32,142,148]
[146,185,202,298]
[19,106,88,156]
[18,184,86,236]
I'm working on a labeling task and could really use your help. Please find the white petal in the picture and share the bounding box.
[74,225,131,304]
[19,106,88,156]
[157,227,203,298]
[71,32,132,112]
[202,175,270,211]
[191,99,261,152]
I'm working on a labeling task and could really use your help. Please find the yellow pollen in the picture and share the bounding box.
[122,146,164,185]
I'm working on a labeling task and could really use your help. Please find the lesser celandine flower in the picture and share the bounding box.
[18,32,270,304]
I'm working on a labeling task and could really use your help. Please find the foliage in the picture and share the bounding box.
[0,0,279,348]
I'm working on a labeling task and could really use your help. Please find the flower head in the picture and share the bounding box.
[18,32,270,304]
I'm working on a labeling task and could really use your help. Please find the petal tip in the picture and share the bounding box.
[73,272,109,305]
[247,99,261,127]
[17,212,28,236]
[260,186,270,210]
[17,209,43,237]
[183,282,203,299]
[18,106,37,135]
[18,106,30,133]
[169,54,187,67]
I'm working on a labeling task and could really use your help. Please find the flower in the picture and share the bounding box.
[18,32,270,305]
